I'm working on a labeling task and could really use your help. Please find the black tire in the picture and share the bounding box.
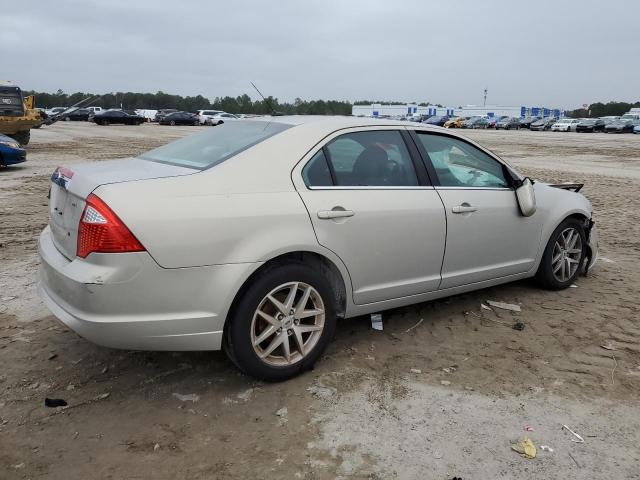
[536,218,586,290]
[224,261,337,381]
[103,120,109,126]
[9,130,30,146]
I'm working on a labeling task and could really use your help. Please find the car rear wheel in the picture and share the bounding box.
[536,218,586,290]
[224,262,336,381]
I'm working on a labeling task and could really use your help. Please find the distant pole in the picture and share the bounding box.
[483,88,488,107]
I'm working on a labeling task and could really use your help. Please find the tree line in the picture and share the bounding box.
[24,89,638,118]
[567,101,640,118]
[24,90,354,115]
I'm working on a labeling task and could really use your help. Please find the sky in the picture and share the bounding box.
[1,0,638,109]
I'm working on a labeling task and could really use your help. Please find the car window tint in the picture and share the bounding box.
[302,150,333,187]
[325,131,418,187]
[416,133,508,188]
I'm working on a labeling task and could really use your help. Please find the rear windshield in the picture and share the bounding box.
[139,120,292,170]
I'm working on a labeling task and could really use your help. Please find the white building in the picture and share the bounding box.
[352,103,564,119]
[352,103,454,118]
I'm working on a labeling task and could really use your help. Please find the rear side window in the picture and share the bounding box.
[139,120,292,169]
[302,150,333,187]
[319,130,418,187]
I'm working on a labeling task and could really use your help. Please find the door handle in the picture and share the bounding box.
[317,209,355,219]
[452,204,477,214]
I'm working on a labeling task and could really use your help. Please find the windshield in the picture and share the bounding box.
[581,119,596,124]
[139,120,292,169]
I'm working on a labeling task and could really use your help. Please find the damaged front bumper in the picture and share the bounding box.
[583,218,599,274]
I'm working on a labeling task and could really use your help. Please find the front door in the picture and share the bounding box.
[413,131,542,289]
[295,128,447,305]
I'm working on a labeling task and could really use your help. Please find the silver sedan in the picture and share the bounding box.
[38,117,598,381]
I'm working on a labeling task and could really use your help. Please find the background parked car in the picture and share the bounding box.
[423,115,450,127]
[195,109,223,125]
[92,110,145,126]
[160,111,200,126]
[496,117,521,130]
[551,118,580,132]
[154,109,178,122]
[472,117,490,129]
[605,119,637,133]
[519,116,541,129]
[0,133,26,166]
[461,116,482,128]
[462,117,489,129]
[443,117,466,128]
[530,117,558,131]
[205,112,239,126]
[45,107,67,117]
[61,108,92,121]
[487,116,508,129]
[634,124,640,134]
[576,118,606,133]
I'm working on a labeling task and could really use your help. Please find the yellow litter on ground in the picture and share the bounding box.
[511,436,537,459]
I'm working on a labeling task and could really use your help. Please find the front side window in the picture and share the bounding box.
[416,133,508,188]
[324,130,418,187]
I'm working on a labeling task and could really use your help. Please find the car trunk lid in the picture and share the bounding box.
[48,158,195,260]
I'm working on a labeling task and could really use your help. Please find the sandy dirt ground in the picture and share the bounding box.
[1,122,640,479]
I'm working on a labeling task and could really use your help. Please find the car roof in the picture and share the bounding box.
[254,115,430,129]
[237,115,497,153]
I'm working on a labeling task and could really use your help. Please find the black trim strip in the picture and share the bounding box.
[400,129,431,186]
[322,146,338,186]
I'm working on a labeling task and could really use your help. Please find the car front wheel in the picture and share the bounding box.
[536,218,586,290]
[224,262,336,381]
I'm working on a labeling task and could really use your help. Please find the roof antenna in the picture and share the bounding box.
[251,82,284,116]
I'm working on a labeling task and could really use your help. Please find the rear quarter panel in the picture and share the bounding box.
[94,127,331,269]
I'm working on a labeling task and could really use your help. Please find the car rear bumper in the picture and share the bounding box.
[37,226,258,351]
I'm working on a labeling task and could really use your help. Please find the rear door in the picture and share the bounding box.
[412,130,542,289]
[293,127,447,305]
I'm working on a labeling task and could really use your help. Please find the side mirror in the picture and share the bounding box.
[515,177,536,217]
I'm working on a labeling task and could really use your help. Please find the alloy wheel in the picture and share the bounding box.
[250,282,325,366]
[551,227,583,282]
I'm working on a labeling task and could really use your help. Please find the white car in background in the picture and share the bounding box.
[551,118,581,132]
[205,112,239,126]
[45,107,67,116]
[195,109,223,125]
[37,117,598,381]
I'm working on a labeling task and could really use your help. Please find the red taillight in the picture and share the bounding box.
[77,193,145,258]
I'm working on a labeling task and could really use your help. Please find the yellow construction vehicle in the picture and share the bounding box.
[0,81,44,146]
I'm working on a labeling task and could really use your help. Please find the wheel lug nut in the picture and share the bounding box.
[287,329,293,336]
[294,319,299,325]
